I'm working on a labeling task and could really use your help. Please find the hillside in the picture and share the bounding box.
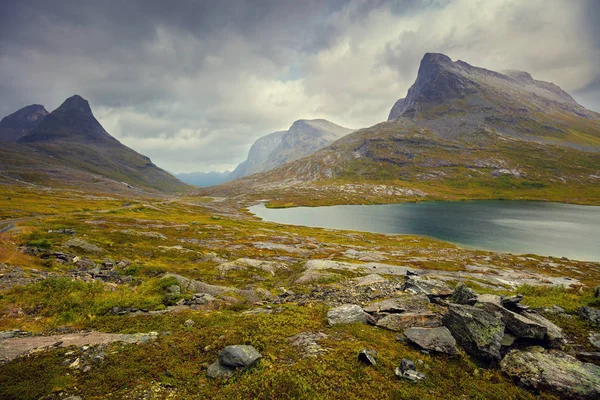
[202,54,600,206]
[0,95,189,194]
[229,119,353,179]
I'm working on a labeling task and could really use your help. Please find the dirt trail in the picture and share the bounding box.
[0,331,158,363]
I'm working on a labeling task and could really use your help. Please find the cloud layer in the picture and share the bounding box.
[1,0,599,172]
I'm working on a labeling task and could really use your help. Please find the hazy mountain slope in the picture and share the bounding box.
[1,95,189,194]
[176,171,231,187]
[229,119,353,179]
[0,104,48,142]
[201,54,600,205]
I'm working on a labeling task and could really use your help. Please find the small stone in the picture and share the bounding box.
[400,358,416,372]
[358,348,377,366]
[184,319,195,327]
[69,358,80,369]
[218,345,262,368]
[395,368,426,382]
[83,365,92,373]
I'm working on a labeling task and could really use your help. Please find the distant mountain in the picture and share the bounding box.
[229,119,353,179]
[0,104,48,142]
[176,171,231,187]
[202,53,600,205]
[0,95,189,194]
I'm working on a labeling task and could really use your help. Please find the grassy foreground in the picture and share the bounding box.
[0,186,599,399]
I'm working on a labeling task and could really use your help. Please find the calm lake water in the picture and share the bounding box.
[249,201,600,262]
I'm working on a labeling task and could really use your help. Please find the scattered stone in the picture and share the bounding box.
[358,348,377,366]
[327,304,368,326]
[404,327,458,355]
[363,294,430,314]
[589,332,600,349]
[450,283,477,305]
[403,276,453,298]
[400,358,416,372]
[579,306,600,326]
[184,319,194,328]
[442,304,504,362]
[501,347,600,399]
[218,345,262,368]
[482,302,547,340]
[374,312,441,332]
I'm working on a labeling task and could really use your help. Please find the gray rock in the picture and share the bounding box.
[404,327,458,355]
[206,360,235,379]
[395,368,426,382]
[442,304,504,362]
[475,294,502,306]
[450,283,477,305]
[501,332,516,347]
[184,319,194,328]
[580,306,600,326]
[363,294,430,314]
[482,302,547,340]
[400,358,416,372]
[522,311,565,348]
[166,285,181,295]
[358,348,377,366]
[589,332,600,349]
[403,276,453,298]
[374,312,441,332]
[327,304,367,326]
[64,238,105,254]
[218,345,262,368]
[193,293,217,305]
[354,273,387,286]
[501,347,600,399]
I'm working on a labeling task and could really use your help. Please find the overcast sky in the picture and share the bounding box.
[1,0,599,173]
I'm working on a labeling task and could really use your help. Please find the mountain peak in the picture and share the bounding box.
[0,104,49,141]
[57,94,92,114]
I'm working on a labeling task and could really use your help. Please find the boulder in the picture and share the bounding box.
[375,312,441,332]
[404,327,458,355]
[206,360,235,379]
[327,304,368,326]
[482,302,547,340]
[403,276,453,298]
[475,294,502,306]
[363,294,430,314]
[442,304,504,362]
[580,306,600,326]
[450,283,477,305]
[522,311,565,348]
[218,345,262,368]
[501,294,529,312]
[501,347,600,399]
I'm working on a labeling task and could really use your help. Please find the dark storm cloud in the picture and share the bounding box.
[1,0,599,172]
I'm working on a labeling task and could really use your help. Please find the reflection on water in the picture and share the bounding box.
[249,201,600,262]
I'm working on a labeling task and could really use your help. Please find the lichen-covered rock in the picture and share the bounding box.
[482,302,547,340]
[363,294,430,314]
[522,311,565,348]
[327,304,367,325]
[580,306,600,326]
[375,312,441,331]
[403,276,453,298]
[404,327,458,355]
[442,304,504,362]
[206,360,236,379]
[218,345,262,368]
[450,283,477,305]
[501,347,600,399]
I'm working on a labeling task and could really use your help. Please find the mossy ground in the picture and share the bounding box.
[0,186,598,399]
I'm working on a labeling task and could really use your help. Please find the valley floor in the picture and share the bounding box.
[0,186,599,399]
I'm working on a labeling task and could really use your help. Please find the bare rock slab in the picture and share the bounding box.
[482,302,547,340]
[363,294,430,314]
[404,327,458,355]
[501,347,600,400]
[403,276,453,298]
[375,312,441,332]
[442,304,504,362]
[327,304,368,326]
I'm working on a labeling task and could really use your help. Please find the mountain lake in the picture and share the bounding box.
[249,201,600,262]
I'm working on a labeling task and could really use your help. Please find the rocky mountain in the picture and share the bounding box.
[176,170,231,187]
[0,104,49,142]
[203,53,600,205]
[0,95,189,194]
[229,119,353,179]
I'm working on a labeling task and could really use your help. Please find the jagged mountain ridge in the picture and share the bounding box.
[0,104,49,142]
[229,119,353,179]
[0,95,189,194]
[202,53,600,204]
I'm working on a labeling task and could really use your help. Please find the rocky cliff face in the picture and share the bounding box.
[0,104,48,142]
[229,119,353,179]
